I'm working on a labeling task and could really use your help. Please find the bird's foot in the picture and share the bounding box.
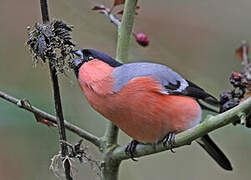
[125,140,139,161]
[162,132,176,153]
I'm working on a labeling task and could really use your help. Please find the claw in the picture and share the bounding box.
[125,140,139,161]
[162,132,176,153]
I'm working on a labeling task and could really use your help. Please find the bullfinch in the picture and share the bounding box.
[71,49,232,170]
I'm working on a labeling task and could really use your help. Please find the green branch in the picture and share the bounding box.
[116,0,138,62]
[111,98,251,161]
[103,0,138,145]
[102,1,138,180]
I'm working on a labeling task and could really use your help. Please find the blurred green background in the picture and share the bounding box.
[0,0,251,179]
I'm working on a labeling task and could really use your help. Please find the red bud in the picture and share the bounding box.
[231,72,243,81]
[135,33,149,47]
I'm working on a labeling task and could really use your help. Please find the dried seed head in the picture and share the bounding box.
[230,72,247,89]
[26,19,76,73]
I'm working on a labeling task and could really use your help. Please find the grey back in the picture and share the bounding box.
[112,62,188,93]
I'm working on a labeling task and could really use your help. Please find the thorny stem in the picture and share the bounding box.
[40,0,72,179]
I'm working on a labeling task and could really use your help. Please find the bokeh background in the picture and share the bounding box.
[0,0,251,179]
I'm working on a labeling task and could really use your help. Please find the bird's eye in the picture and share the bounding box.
[88,56,94,60]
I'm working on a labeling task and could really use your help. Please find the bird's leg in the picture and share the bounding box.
[125,140,139,161]
[162,132,176,153]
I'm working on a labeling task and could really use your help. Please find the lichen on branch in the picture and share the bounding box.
[26,19,76,73]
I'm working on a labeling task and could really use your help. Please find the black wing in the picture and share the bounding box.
[166,80,219,106]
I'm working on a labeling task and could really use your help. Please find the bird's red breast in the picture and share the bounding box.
[78,59,114,95]
[78,60,201,143]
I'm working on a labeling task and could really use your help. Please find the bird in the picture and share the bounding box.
[71,49,232,170]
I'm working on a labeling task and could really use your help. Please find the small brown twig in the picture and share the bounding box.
[92,4,150,47]
[99,7,121,27]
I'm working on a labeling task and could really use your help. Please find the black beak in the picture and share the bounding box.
[74,50,83,58]
[69,50,84,78]
[71,59,83,68]
[69,50,84,69]
[70,58,83,78]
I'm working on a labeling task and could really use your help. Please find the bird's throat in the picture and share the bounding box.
[78,60,114,95]
[78,59,114,84]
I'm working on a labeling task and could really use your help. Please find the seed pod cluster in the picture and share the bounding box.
[220,72,247,112]
[220,71,251,127]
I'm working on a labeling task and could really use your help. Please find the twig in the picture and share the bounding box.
[0,90,101,147]
[39,0,72,179]
[100,9,121,27]
[94,5,150,48]
[111,97,251,161]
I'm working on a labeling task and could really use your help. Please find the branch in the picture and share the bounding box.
[39,1,73,179]
[102,1,138,180]
[111,97,251,161]
[99,9,121,27]
[0,90,101,147]
[116,0,138,61]
[103,0,138,146]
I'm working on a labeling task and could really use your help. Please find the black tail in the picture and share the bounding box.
[196,134,232,171]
